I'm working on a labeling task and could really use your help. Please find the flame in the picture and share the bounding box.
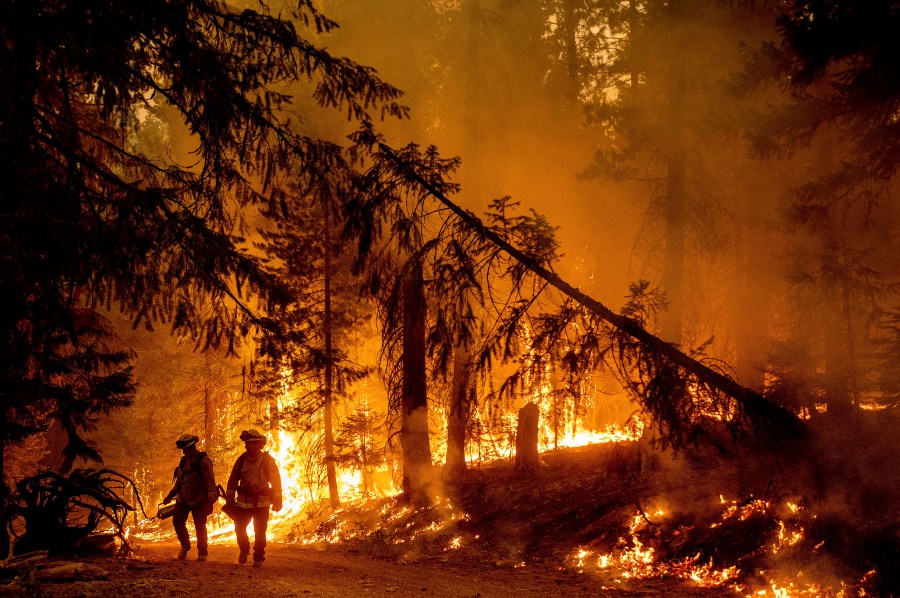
[747,576,838,597]
[568,510,665,578]
[544,423,644,450]
[296,494,471,548]
[564,498,854,595]
[128,426,402,545]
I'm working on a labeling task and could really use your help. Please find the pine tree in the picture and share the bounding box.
[739,1,900,416]
[334,406,386,496]
[0,0,405,516]
[254,173,372,508]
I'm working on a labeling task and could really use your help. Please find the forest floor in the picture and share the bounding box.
[2,413,898,597]
[3,541,733,597]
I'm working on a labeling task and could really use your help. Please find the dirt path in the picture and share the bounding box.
[5,541,735,597]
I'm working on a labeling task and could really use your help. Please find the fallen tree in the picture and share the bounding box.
[377,143,807,447]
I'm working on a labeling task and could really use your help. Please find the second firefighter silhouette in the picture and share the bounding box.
[225,429,282,566]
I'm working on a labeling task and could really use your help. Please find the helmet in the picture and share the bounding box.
[239,429,266,444]
[175,434,199,449]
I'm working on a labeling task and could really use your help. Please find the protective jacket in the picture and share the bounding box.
[226,451,282,509]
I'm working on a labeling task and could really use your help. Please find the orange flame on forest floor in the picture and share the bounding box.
[462,421,644,464]
[540,423,644,452]
[295,494,472,555]
[566,509,740,586]
[130,423,640,546]
[129,429,400,545]
[565,498,866,597]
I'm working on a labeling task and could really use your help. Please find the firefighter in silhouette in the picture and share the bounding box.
[225,429,282,567]
[163,434,218,561]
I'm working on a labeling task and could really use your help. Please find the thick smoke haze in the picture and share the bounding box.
[324,1,899,395]
[2,2,897,594]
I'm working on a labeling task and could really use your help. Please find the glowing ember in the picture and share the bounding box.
[687,559,738,586]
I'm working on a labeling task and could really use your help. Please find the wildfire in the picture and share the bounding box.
[564,497,855,595]
[568,510,665,579]
[130,403,643,548]
[747,576,839,597]
[688,559,739,586]
[542,423,644,451]
[295,494,472,551]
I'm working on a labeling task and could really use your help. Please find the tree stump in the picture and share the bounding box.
[515,402,540,474]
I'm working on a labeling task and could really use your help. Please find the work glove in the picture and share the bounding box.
[208,491,219,503]
[225,491,235,506]
[272,500,283,512]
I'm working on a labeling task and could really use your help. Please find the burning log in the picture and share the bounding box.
[378,143,807,447]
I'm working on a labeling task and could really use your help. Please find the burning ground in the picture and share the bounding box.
[4,413,898,597]
[284,413,899,597]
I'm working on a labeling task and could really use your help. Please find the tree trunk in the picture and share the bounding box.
[659,69,686,345]
[816,126,856,422]
[267,386,279,452]
[40,421,67,474]
[550,365,562,449]
[563,0,579,104]
[380,144,807,444]
[732,168,769,391]
[629,0,639,90]
[323,210,340,508]
[463,0,483,193]
[444,342,471,479]
[515,402,540,474]
[203,354,215,447]
[400,262,433,502]
[0,438,8,558]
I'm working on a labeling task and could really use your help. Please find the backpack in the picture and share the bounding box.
[174,451,209,481]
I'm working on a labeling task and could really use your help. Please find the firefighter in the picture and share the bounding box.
[225,429,283,567]
[163,434,218,561]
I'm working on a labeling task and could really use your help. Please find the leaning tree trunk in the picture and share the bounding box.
[400,261,433,503]
[380,144,807,445]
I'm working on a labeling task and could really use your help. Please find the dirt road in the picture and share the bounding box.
[7,541,734,597]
